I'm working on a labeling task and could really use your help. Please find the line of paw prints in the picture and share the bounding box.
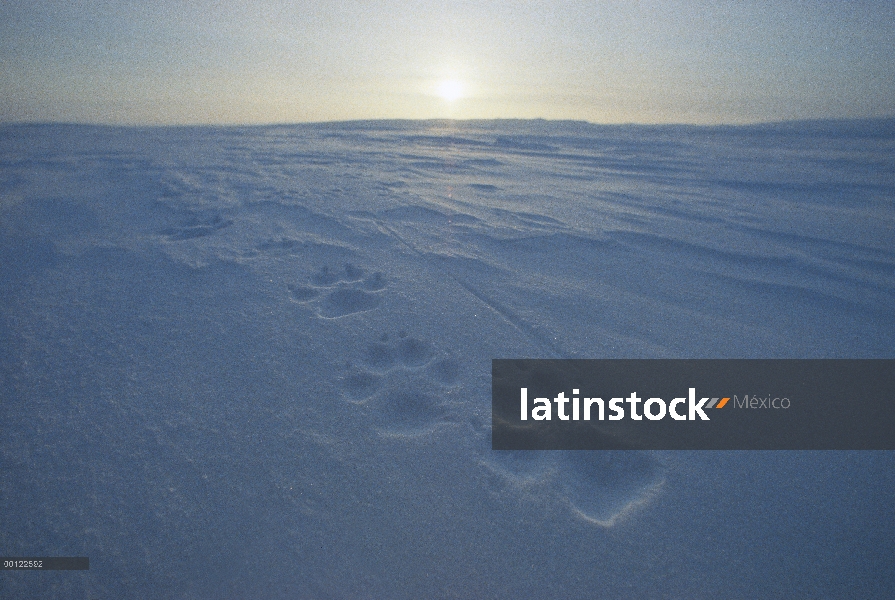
[340,332,462,437]
[288,264,387,318]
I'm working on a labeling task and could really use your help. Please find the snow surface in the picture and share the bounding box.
[1,119,894,598]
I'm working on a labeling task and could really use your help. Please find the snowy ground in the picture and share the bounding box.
[1,119,894,598]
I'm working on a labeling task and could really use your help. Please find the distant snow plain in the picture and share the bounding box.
[1,119,893,598]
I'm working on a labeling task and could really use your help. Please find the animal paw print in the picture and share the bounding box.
[481,449,665,526]
[289,264,387,318]
[340,332,463,437]
[556,451,665,526]
[358,332,462,383]
[361,332,434,371]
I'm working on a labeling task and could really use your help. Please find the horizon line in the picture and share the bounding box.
[3,115,894,131]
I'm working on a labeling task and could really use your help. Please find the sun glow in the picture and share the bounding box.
[437,80,464,102]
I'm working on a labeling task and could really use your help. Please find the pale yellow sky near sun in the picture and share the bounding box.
[1,1,893,124]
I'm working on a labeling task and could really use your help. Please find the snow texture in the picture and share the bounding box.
[1,119,894,598]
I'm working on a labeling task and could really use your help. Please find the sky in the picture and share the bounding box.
[1,1,894,125]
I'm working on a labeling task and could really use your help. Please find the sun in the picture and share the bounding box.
[437,80,464,102]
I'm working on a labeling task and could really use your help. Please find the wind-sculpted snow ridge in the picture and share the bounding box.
[1,120,893,599]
